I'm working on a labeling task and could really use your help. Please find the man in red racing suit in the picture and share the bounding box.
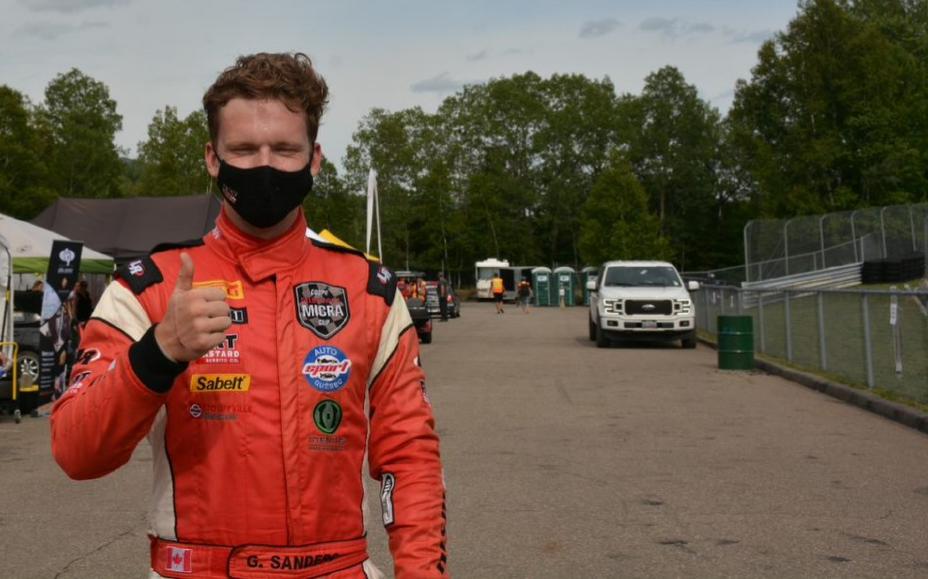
[50,52,447,578]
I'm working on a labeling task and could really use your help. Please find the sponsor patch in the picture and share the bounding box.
[376,266,392,285]
[381,473,396,526]
[200,334,241,364]
[313,399,343,434]
[189,402,247,421]
[230,307,248,325]
[69,371,92,392]
[294,282,350,339]
[74,348,101,366]
[189,373,251,393]
[193,279,245,300]
[309,435,348,452]
[302,346,352,393]
[367,262,397,306]
[116,256,163,295]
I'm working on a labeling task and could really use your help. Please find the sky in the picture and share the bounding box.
[1,0,800,171]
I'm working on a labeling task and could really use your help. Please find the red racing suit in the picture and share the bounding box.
[51,208,448,578]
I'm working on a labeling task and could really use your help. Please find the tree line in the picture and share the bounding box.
[1,0,926,281]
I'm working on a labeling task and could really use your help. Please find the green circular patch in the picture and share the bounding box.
[313,399,343,435]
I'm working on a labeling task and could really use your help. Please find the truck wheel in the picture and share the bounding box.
[595,324,610,348]
[588,315,596,341]
[17,349,40,387]
[681,332,697,349]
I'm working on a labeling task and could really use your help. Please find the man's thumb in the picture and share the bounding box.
[176,253,195,291]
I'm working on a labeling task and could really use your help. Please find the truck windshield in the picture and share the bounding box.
[604,267,681,287]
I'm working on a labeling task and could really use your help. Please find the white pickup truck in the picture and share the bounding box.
[587,260,699,349]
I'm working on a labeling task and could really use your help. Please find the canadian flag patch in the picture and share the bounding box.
[166,546,192,574]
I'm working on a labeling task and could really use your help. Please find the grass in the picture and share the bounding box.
[698,326,928,415]
[700,288,928,406]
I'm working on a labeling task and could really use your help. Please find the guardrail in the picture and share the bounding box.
[694,284,928,405]
[739,262,863,308]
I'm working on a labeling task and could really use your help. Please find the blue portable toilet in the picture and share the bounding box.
[553,266,577,307]
[531,267,553,307]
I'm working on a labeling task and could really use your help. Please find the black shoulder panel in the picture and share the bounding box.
[367,262,397,307]
[115,256,164,295]
[309,239,395,305]
[151,238,205,255]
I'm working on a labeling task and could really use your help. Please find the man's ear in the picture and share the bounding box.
[205,141,220,179]
[311,143,324,176]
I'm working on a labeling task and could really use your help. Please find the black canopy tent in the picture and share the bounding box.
[33,195,221,264]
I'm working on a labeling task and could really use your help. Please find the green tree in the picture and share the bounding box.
[0,85,55,219]
[344,108,428,268]
[579,154,671,265]
[729,0,928,216]
[304,158,365,248]
[438,74,547,268]
[37,68,124,198]
[535,74,621,267]
[135,107,211,196]
[626,66,724,270]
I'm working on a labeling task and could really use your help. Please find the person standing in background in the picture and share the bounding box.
[491,272,505,314]
[517,278,532,314]
[71,280,94,326]
[438,273,449,322]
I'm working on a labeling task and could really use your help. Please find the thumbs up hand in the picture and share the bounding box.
[154,253,231,362]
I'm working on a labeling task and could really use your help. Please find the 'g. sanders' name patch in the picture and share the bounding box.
[189,373,251,393]
[270,553,340,570]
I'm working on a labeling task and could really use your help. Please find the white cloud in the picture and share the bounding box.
[731,29,775,44]
[640,17,715,39]
[410,72,469,94]
[21,0,130,13]
[15,20,109,40]
[579,18,621,39]
[0,1,801,168]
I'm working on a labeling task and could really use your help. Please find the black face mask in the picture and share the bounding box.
[216,156,314,229]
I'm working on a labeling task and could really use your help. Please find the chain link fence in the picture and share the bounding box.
[695,284,928,405]
[743,203,928,283]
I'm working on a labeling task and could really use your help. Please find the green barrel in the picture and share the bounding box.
[717,315,754,370]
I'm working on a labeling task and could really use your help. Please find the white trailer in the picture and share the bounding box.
[474,258,510,300]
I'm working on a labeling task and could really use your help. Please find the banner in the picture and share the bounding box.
[39,240,83,398]
[47,240,83,304]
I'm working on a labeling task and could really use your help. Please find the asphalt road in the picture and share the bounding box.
[2,301,928,578]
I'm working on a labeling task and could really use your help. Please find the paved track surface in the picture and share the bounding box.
[2,302,928,578]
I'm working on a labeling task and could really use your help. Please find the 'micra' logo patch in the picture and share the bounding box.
[293,282,350,339]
